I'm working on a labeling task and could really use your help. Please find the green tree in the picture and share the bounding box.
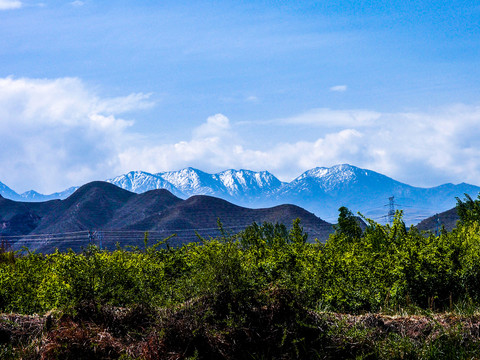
[335,206,363,239]
[456,193,480,224]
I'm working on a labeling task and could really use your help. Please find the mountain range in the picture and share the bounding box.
[0,181,333,253]
[1,164,479,225]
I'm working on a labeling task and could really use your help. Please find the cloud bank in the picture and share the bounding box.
[1,76,480,193]
[118,105,480,188]
[0,77,151,193]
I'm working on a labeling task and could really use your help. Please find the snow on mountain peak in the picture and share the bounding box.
[218,169,244,189]
[3,164,480,226]
[286,164,375,193]
[157,168,225,196]
[298,164,357,181]
[107,171,180,195]
[154,168,284,199]
[216,169,283,195]
[20,190,43,199]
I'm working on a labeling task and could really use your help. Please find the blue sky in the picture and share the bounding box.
[1,0,479,193]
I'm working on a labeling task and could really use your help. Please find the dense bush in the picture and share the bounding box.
[2,195,480,316]
[5,196,480,358]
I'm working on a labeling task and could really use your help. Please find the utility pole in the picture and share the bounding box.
[388,196,395,225]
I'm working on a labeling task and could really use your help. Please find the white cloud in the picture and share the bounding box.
[330,85,347,92]
[70,0,85,6]
[193,113,231,139]
[0,0,21,9]
[2,75,480,193]
[116,124,366,182]
[0,77,151,193]
[117,105,480,187]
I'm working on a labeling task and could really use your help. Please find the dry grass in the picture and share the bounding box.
[3,297,480,359]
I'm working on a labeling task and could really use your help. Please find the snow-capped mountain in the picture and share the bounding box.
[19,190,48,201]
[280,164,407,199]
[214,169,284,198]
[0,181,19,200]
[276,164,479,223]
[158,168,225,196]
[157,168,284,200]
[106,168,284,205]
[294,164,360,191]
[0,184,77,202]
[107,171,183,197]
[103,165,480,224]
[2,164,480,225]
[19,187,79,202]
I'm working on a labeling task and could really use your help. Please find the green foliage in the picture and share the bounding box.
[335,206,363,239]
[6,214,480,358]
[3,213,480,316]
[456,193,480,224]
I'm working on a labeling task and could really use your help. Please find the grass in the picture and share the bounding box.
[4,292,480,359]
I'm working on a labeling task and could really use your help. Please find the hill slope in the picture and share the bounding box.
[107,165,480,224]
[0,182,332,253]
[3,164,479,225]
[416,207,460,233]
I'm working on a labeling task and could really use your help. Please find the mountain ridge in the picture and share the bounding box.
[2,164,479,225]
[0,181,332,253]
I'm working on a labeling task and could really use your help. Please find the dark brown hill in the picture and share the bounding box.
[30,181,136,234]
[0,195,59,236]
[137,195,333,243]
[416,207,459,233]
[0,195,59,220]
[0,195,34,224]
[104,189,183,230]
[0,182,333,252]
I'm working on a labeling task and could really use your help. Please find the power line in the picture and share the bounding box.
[0,220,336,252]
